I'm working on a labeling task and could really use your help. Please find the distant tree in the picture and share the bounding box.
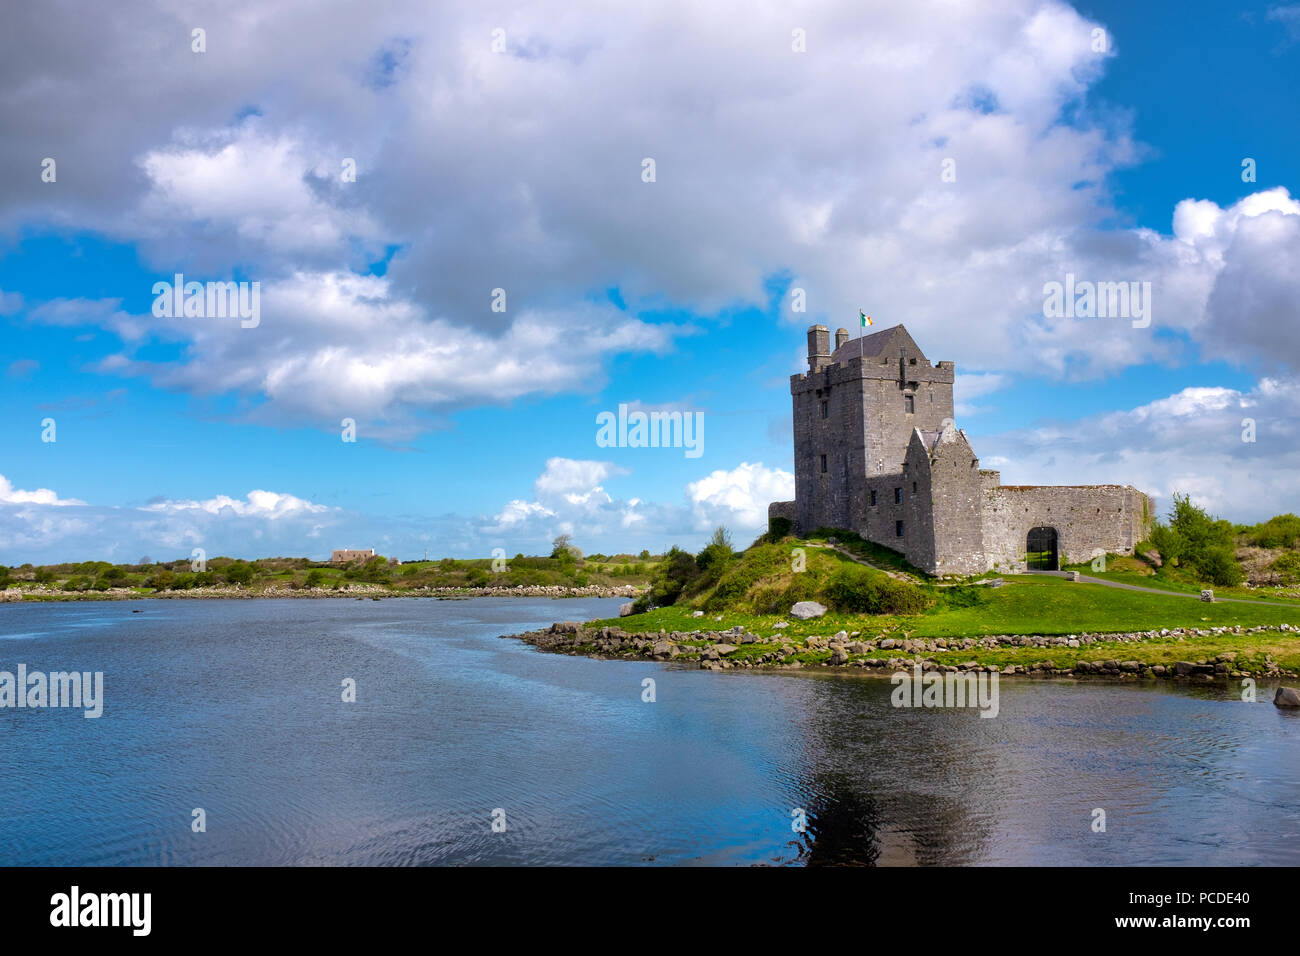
[138,556,153,566]
[638,549,651,560]
[224,563,254,586]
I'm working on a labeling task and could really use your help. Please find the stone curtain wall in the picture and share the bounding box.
[982,485,1152,572]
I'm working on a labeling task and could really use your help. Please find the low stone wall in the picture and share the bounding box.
[505,620,1298,680]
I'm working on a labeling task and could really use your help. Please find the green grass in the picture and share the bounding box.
[597,574,1300,640]
[1062,556,1300,605]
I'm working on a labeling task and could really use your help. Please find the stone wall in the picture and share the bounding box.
[982,484,1152,572]
[789,328,954,535]
[773,324,1155,577]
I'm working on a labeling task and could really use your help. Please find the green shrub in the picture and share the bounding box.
[823,565,931,614]
[1247,513,1300,549]
[765,516,793,542]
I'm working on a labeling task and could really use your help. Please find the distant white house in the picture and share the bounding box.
[330,548,375,564]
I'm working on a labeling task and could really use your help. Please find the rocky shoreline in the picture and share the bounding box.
[1,583,643,602]
[505,620,1300,680]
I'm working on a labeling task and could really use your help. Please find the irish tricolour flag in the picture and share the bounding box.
[860,310,872,327]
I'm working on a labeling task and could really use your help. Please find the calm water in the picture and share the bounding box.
[0,597,1297,866]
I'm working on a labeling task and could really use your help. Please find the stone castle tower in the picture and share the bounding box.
[769,324,1152,575]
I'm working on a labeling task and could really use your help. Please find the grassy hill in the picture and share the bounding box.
[611,527,1300,641]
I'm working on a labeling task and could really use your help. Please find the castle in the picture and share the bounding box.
[767,324,1152,576]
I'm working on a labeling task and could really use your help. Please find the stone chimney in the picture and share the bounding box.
[806,325,830,372]
[835,327,850,351]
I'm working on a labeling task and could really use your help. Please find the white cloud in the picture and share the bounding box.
[976,377,1300,521]
[141,489,330,518]
[686,462,795,532]
[0,474,84,507]
[10,0,1297,430]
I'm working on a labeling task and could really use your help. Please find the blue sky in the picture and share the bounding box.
[1,0,1298,563]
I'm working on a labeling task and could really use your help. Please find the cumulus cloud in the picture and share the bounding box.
[0,478,339,563]
[8,0,1296,432]
[0,474,84,507]
[686,462,795,531]
[40,274,682,436]
[975,378,1300,522]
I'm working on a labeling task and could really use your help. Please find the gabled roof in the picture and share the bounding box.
[911,421,969,456]
[829,323,925,365]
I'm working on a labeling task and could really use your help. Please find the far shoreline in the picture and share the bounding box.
[0,584,642,603]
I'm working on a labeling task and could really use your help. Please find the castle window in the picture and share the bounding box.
[870,490,877,506]
[904,394,914,413]
[820,454,827,474]
[912,481,917,494]
[820,400,828,419]
[895,520,904,537]
[894,487,902,504]
[909,358,917,365]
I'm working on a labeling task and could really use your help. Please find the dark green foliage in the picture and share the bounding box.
[1246,514,1300,549]
[632,546,700,612]
[1151,494,1243,586]
[823,565,932,614]
[223,562,255,585]
[765,516,793,543]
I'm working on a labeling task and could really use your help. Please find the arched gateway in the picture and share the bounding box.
[1026,527,1058,570]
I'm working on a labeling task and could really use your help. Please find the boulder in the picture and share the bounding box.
[1275,687,1300,708]
[713,644,739,656]
[790,601,827,620]
[692,610,705,618]
[829,645,849,665]
[651,640,673,658]
[1200,589,1214,603]
[1173,661,1196,676]
[771,621,789,629]
[619,602,636,617]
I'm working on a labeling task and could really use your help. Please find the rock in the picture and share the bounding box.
[988,578,1004,588]
[692,610,705,618]
[1065,570,1080,581]
[1274,687,1300,708]
[790,601,827,620]
[771,621,789,629]
[829,646,849,665]
[713,643,739,656]
[833,630,848,642]
[619,602,636,617]
[1200,589,1214,603]
[1173,661,1195,676]
[651,640,673,658]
